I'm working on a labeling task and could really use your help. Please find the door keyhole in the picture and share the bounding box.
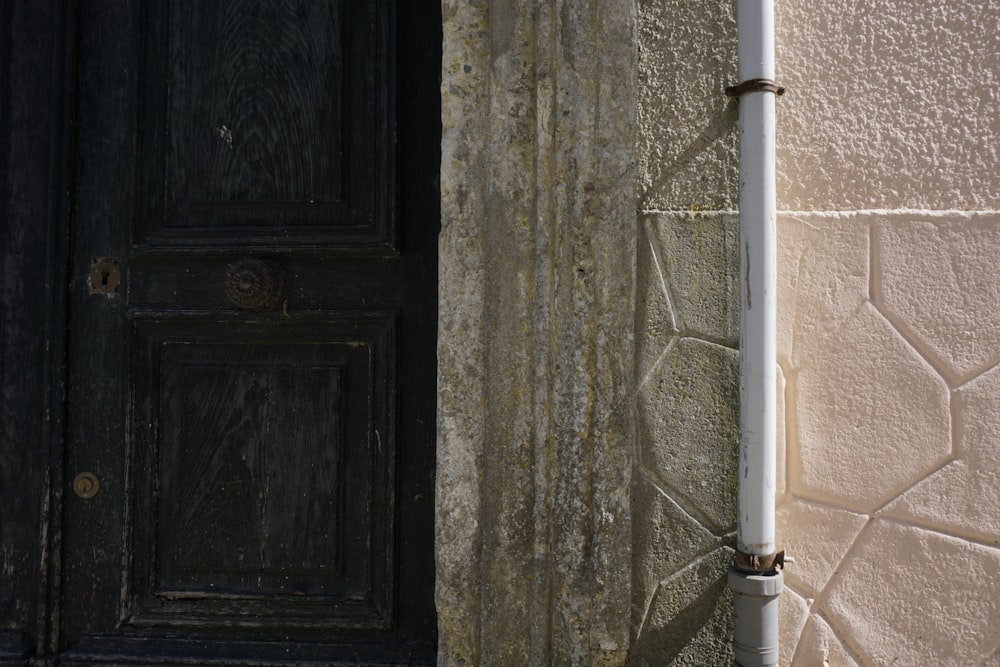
[88,257,120,294]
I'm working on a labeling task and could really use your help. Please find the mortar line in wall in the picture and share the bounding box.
[867,294,959,385]
[875,515,1000,552]
[776,208,1000,218]
[948,386,963,460]
[780,493,868,519]
[780,579,816,666]
[859,221,967,400]
[641,217,685,334]
[638,208,1000,217]
[806,517,878,656]
[810,607,875,667]
[867,220,878,303]
[630,469,725,642]
[636,333,679,392]
[953,354,1000,390]
[676,329,739,351]
[639,208,739,216]
[636,468,720,542]
[782,365,803,503]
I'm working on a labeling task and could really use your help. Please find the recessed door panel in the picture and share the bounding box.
[122,319,396,632]
[134,0,394,251]
[166,1,346,206]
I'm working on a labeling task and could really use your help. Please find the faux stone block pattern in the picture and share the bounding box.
[774,501,867,595]
[632,211,739,663]
[792,615,860,667]
[825,521,1000,665]
[633,548,734,666]
[630,474,719,640]
[638,337,738,534]
[644,212,739,346]
[877,216,1000,381]
[778,588,810,667]
[776,214,869,368]
[635,0,1000,661]
[795,302,951,509]
[886,361,1000,545]
[635,224,678,384]
[778,212,1000,664]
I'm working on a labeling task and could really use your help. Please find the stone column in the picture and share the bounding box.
[437,0,638,664]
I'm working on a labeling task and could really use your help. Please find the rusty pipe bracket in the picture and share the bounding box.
[735,549,785,574]
[725,78,786,98]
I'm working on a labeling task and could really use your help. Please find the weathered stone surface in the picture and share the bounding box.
[646,212,739,346]
[795,303,950,509]
[438,4,491,663]
[824,520,1000,665]
[778,587,811,667]
[775,501,867,595]
[777,214,869,369]
[630,473,718,639]
[633,548,734,666]
[439,1,637,664]
[637,0,738,210]
[885,363,1000,546]
[776,0,1000,210]
[635,222,678,385]
[877,216,1000,381]
[791,615,860,667]
[638,337,738,533]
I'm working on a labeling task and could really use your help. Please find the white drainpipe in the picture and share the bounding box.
[726,0,784,665]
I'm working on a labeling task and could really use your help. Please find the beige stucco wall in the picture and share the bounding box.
[775,2,1000,664]
[637,0,1000,664]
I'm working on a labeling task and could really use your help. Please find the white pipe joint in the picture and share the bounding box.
[729,568,784,667]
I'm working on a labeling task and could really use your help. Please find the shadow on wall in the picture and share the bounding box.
[633,548,734,665]
[631,211,740,666]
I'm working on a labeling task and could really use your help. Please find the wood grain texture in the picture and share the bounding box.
[157,348,347,596]
[124,318,395,637]
[4,0,440,661]
[168,0,344,204]
[0,0,57,651]
[135,0,394,250]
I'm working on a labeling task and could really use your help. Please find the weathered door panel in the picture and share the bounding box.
[52,1,438,663]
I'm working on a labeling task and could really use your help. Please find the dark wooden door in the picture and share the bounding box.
[2,1,439,664]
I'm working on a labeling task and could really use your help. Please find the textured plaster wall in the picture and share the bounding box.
[775,1,1000,664]
[633,0,739,663]
[637,0,1000,665]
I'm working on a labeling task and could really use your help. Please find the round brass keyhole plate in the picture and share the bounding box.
[73,472,100,499]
